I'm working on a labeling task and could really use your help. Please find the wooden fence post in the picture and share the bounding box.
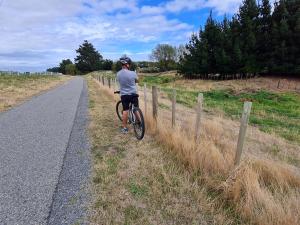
[102,76,104,85]
[108,78,111,89]
[152,86,158,120]
[194,93,203,142]
[234,102,252,166]
[114,78,118,91]
[144,83,147,116]
[277,80,281,89]
[172,89,176,128]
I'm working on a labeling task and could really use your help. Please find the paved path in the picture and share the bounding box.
[0,77,90,225]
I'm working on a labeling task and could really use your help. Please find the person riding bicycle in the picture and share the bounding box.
[117,56,139,134]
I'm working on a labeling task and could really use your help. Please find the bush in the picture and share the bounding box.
[138,67,160,73]
[65,64,78,75]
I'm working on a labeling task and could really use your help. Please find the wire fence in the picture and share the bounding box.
[0,71,61,76]
[93,73,300,162]
[93,74,258,165]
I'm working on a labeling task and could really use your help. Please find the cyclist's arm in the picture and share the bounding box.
[134,71,139,83]
[116,73,121,89]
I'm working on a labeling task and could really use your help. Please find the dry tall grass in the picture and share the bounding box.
[150,72,300,93]
[0,75,71,112]
[143,99,300,225]
[89,77,235,224]
[93,76,300,225]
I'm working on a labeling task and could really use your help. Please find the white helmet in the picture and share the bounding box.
[119,56,132,65]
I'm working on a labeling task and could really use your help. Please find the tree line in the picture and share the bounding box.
[178,0,300,79]
[47,40,113,75]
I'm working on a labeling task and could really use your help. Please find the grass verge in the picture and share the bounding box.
[90,72,300,225]
[0,74,71,112]
[86,76,236,225]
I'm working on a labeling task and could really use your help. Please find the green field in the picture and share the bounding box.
[140,75,300,144]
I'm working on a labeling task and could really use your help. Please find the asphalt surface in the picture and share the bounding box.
[47,81,90,225]
[0,77,91,225]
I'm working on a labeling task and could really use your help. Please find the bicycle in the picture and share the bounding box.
[114,91,145,140]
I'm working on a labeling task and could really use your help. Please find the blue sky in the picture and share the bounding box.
[0,0,245,72]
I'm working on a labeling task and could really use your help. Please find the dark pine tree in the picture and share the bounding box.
[179,0,299,79]
[230,16,243,75]
[238,0,259,75]
[271,0,292,74]
[257,0,272,73]
[202,11,222,75]
[75,40,103,74]
[294,3,300,74]
[179,32,202,77]
[219,15,232,76]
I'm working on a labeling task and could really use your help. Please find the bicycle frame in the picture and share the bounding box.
[114,91,145,140]
[128,103,138,124]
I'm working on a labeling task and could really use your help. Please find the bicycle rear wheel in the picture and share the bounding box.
[116,101,123,121]
[133,108,145,140]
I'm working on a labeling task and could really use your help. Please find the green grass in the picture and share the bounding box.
[159,103,170,110]
[140,75,300,144]
[89,99,95,109]
[139,75,175,85]
[127,181,148,198]
[107,155,121,174]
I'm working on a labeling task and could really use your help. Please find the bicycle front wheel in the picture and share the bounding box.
[133,108,145,140]
[116,101,123,121]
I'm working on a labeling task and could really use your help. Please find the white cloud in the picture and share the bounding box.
[0,0,246,71]
[204,0,241,14]
[140,5,164,15]
[165,0,205,13]
[142,0,241,14]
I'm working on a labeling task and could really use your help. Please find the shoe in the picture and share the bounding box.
[121,127,129,134]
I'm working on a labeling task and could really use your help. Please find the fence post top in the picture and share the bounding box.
[197,93,203,101]
[243,102,252,114]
